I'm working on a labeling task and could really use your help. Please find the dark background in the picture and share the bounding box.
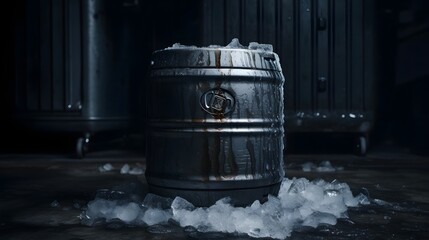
[0,0,428,156]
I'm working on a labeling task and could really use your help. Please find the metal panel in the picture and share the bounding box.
[297,0,313,113]
[18,0,83,113]
[350,0,364,111]
[15,0,139,126]
[316,0,329,111]
[51,0,65,111]
[64,0,82,111]
[283,0,295,113]
[40,0,52,111]
[14,0,140,157]
[242,0,258,44]
[332,0,347,112]
[25,0,40,111]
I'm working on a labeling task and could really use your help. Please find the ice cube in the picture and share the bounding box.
[207,204,235,233]
[120,164,130,174]
[231,210,264,237]
[316,161,336,172]
[50,200,60,208]
[248,42,273,52]
[141,208,171,225]
[354,193,371,205]
[173,206,207,228]
[301,162,314,172]
[171,196,195,212]
[129,167,144,175]
[301,161,343,172]
[143,193,173,210]
[113,202,140,223]
[98,163,113,172]
[302,184,324,203]
[226,38,245,49]
[83,198,117,225]
[250,200,261,210]
[288,178,310,194]
[166,43,197,49]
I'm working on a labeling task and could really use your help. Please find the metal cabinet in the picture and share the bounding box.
[202,0,378,155]
[14,0,141,157]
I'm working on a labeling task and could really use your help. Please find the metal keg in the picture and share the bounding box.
[145,43,285,206]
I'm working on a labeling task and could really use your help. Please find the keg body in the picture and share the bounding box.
[146,48,285,206]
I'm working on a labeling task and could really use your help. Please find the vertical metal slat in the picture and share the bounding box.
[40,0,52,111]
[242,0,258,44]
[225,0,240,43]
[202,0,213,45]
[283,0,295,113]
[65,0,82,111]
[316,0,329,111]
[298,0,313,112]
[333,0,347,112]
[26,0,41,111]
[52,0,65,111]
[261,0,276,45]
[363,0,375,113]
[211,0,225,45]
[350,0,364,111]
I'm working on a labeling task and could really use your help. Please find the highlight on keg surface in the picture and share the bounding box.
[145,38,285,207]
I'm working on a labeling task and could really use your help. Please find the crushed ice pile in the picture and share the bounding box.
[301,161,344,172]
[98,163,114,172]
[166,38,273,52]
[81,177,370,239]
[98,163,144,175]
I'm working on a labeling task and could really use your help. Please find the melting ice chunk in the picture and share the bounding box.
[302,161,344,172]
[129,167,144,175]
[225,38,245,49]
[50,200,60,208]
[140,208,171,226]
[98,163,114,172]
[166,43,197,49]
[143,193,173,209]
[248,42,273,52]
[113,202,141,223]
[120,164,144,175]
[120,164,130,174]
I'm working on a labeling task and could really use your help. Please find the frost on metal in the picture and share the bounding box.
[248,41,273,52]
[165,43,197,49]
[165,38,274,52]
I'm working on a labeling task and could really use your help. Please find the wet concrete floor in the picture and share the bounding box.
[0,148,428,240]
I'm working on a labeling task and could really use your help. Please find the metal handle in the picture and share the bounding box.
[317,17,327,31]
[200,88,236,117]
[317,77,327,92]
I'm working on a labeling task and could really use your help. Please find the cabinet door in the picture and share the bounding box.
[16,0,82,114]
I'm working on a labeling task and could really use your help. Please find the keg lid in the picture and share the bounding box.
[150,38,283,72]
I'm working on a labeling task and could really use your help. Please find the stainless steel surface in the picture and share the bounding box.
[145,47,285,206]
